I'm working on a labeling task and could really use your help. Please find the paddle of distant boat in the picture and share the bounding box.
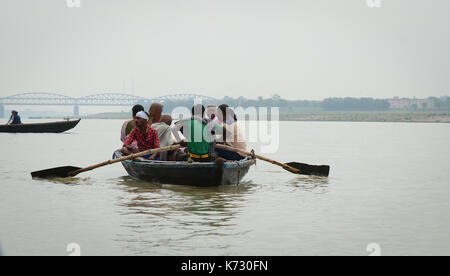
[0,119,81,133]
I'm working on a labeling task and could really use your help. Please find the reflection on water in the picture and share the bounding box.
[287,176,330,194]
[2,120,449,255]
[32,176,95,186]
[112,176,259,255]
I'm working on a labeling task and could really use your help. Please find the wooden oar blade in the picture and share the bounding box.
[285,162,330,177]
[31,166,82,179]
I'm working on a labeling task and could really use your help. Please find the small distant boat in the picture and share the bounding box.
[114,150,256,186]
[0,119,81,133]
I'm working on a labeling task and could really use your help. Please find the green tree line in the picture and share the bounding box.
[138,96,449,113]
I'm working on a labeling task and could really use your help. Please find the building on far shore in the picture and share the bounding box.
[388,97,435,110]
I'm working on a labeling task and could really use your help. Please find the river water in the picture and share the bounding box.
[0,120,449,256]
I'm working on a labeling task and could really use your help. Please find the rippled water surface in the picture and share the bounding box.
[0,120,449,255]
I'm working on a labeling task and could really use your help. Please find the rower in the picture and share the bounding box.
[121,111,160,160]
[7,110,22,125]
[120,104,145,152]
[172,104,216,162]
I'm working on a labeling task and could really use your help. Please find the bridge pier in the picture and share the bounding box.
[0,104,4,119]
[74,105,79,117]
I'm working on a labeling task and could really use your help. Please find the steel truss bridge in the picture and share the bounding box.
[0,93,218,117]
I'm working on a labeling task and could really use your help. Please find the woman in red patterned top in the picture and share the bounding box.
[121,111,160,160]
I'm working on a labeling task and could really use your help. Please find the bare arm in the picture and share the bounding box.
[121,128,137,155]
[171,121,185,143]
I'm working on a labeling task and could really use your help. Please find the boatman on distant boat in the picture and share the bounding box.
[7,110,22,125]
[121,111,160,160]
[172,104,216,162]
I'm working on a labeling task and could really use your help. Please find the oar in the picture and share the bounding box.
[215,144,330,177]
[31,145,181,179]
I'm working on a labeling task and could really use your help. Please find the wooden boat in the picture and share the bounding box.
[114,150,256,186]
[0,119,81,133]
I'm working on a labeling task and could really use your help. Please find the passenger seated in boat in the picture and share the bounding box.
[161,114,172,126]
[206,105,224,135]
[206,105,217,120]
[161,114,190,161]
[215,104,247,161]
[120,104,145,151]
[172,104,216,162]
[148,103,188,161]
[7,110,22,125]
[121,111,160,160]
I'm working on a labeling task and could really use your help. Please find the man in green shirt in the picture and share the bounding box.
[172,104,216,162]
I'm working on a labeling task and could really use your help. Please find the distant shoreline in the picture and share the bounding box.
[279,112,450,123]
[69,111,450,123]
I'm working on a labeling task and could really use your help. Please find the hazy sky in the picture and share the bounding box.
[0,0,449,100]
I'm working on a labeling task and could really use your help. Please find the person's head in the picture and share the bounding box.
[206,105,217,120]
[132,105,145,119]
[217,104,237,124]
[135,111,149,128]
[149,103,164,123]
[11,110,18,115]
[191,104,206,118]
[161,115,173,126]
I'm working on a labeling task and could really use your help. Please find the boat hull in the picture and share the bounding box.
[114,151,256,187]
[0,119,81,133]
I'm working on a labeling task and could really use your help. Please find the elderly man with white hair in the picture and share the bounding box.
[121,111,160,160]
[206,104,217,120]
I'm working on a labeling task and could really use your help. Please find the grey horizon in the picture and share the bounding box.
[1,0,449,101]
